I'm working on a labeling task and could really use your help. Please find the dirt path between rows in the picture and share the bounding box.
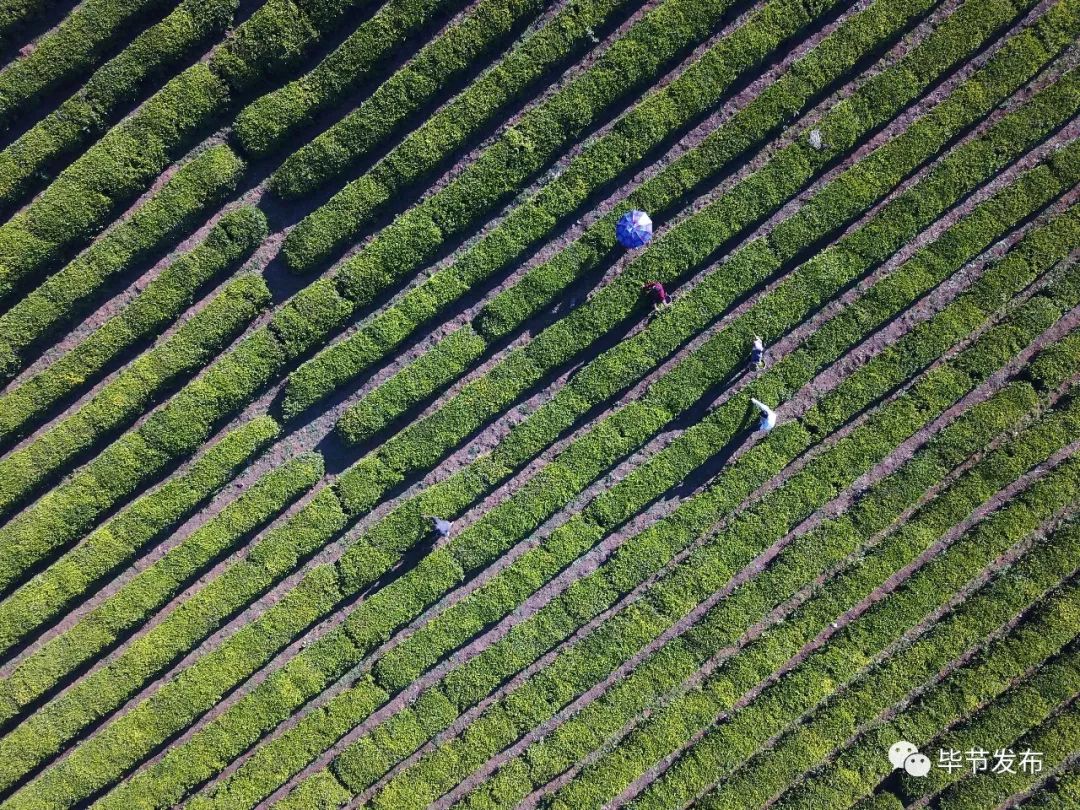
[0,1,1074,806]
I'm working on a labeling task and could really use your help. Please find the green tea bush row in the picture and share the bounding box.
[0,66,230,303]
[126,188,1079,810]
[0,0,744,546]
[337,327,488,443]
[317,382,1071,810]
[696,520,1080,809]
[264,0,595,185]
[1025,330,1080,393]
[474,0,1080,342]
[279,0,760,266]
[0,206,267,441]
[76,34,1080,807]
[1024,770,1080,808]
[0,0,384,304]
[477,383,1080,810]
[0,0,178,125]
[596,330,1080,810]
[583,450,1080,810]
[237,0,533,157]
[698,538,1080,810]
[283,0,1059,415]
[326,28,1078,519]
[928,683,1080,810]
[295,0,928,422]
[524,289,1080,809]
[0,285,285,599]
[0,453,322,727]
[0,145,246,380]
[786,626,1080,807]
[9,0,978,608]
[821,622,1080,810]
[320,18,1080,672]
[331,308,1080,810]
[0,0,239,208]
[559,523,1080,810]
[896,636,1079,805]
[0,416,280,667]
[0,478,352,799]
[161,333,1037,810]
[366,184,1080,699]
[205,0,373,96]
[0,274,270,527]
[286,0,1056,626]
[0,494,354,807]
[0,0,51,45]
[339,126,1078,456]
[2,7,1071,807]
[454,380,1054,810]
[854,797,907,810]
[295,225,1080,807]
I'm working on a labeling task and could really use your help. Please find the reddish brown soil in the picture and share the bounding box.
[0,0,1077,806]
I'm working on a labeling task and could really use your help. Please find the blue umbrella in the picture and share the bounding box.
[615,210,653,249]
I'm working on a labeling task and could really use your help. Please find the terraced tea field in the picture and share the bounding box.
[0,0,1077,807]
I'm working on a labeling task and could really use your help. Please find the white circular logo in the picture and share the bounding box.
[904,752,931,777]
[889,741,919,769]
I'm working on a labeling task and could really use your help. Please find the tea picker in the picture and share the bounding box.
[750,397,777,432]
[428,516,453,540]
[642,280,671,311]
[750,336,766,369]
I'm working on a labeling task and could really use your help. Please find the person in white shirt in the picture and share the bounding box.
[750,336,766,370]
[429,516,453,540]
[750,397,777,432]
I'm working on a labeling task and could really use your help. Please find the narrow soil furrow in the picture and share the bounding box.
[505,374,1080,808]
[754,576,1080,810]
[78,65,1080,807]
[437,328,1080,809]
[10,4,1080,807]
[274,240,1080,810]
[605,470,1080,810]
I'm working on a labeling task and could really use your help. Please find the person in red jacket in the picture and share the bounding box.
[642,280,672,312]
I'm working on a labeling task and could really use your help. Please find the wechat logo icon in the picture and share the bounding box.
[888,741,931,777]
